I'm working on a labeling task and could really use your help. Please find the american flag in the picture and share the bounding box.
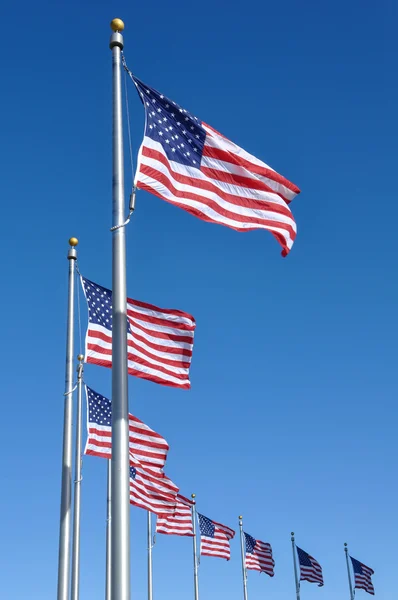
[198,513,235,560]
[129,455,179,516]
[297,546,324,587]
[129,70,300,256]
[85,386,169,475]
[156,494,194,537]
[244,532,275,576]
[351,556,375,595]
[81,276,196,389]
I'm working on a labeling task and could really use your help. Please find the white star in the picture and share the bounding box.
[159,131,163,136]
[165,139,170,144]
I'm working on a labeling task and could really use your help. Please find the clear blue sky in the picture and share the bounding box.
[1,0,397,598]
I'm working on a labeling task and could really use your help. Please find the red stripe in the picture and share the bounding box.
[130,329,193,358]
[129,340,191,369]
[202,144,300,198]
[127,308,195,332]
[129,316,194,344]
[86,326,193,355]
[141,146,294,219]
[127,296,195,322]
[138,163,296,237]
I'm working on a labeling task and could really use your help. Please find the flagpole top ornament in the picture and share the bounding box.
[191,493,196,499]
[110,18,125,32]
[77,354,84,362]
[69,237,78,247]
[239,515,243,520]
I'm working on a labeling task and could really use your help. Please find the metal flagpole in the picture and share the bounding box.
[71,355,84,600]
[344,543,355,600]
[191,494,200,600]
[109,18,131,600]
[238,517,248,600]
[291,532,300,600]
[147,512,153,600]
[57,237,78,600]
[106,461,112,600]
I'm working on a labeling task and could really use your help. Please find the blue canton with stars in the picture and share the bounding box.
[198,514,215,537]
[244,533,257,554]
[86,386,112,426]
[82,278,113,331]
[130,466,137,480]
[351,558,364,575]
[297,547,314,567]
[133,75,206,170]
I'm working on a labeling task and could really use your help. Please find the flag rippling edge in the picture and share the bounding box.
[81,276,196,389]
[129,454,179,516]
[129,70,300,256]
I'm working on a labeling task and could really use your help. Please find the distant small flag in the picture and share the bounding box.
[351,557,375,596]
[244,532,275,576]
[85,386,169,474]
[129,69,300,256]
[156,494,194,537]
[129,455,178,516]
[297,546,324,587]
[198,513,235,560]
[81,277,196,389]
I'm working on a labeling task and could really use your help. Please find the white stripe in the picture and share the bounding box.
[127,302,194,327]
[130,314,195,338]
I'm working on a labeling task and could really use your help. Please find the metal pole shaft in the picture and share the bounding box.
[57,238,77,600]
[344,544,354,600]
[106,461,112,600]
[147,512,153,600]
[71,358,84,600]
[109,21,130,600]
[239,518,248,600]
[291,533,300,600]
[191,495,199,600]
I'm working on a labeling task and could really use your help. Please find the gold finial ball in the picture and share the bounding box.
[69,237,79,247]
[110,18,125,32]
[191,493,196,499]
[239,515,243,520]
[77,354,84,362]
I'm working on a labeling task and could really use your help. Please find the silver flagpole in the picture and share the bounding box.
[191,494,199,600]
[147,512,153,600]
[238,517,248,600]
[344,543,355,600]
[57,237,78,600]
[291,532,300,600]
[71,355,84,600]
[109,18,130,600]
[106,461,112,600]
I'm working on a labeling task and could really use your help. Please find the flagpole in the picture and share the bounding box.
[106,461,112,600]
[239,516,248,600]
[109,18,130,600]
[191,494,199,600]
[147,512,153,600]
[71,355,84,600]
[344,543,354,600]
[291,532,300,600]
[57,237,78,600]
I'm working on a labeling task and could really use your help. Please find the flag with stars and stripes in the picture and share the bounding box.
[156,494,194,537]
[297,546,324,587]
[84,386,169,475]
[244,532,275,576]
[81,276,196,389]
[129,454,179,516]
[198,513,235,560]
[128,69,300,256]
[351,556,375,595]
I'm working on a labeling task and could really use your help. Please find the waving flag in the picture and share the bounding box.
[244,532,275,576]
[156,494,194,537]
[297,546,324,586]
[129,455,178,515]
[128,68,300,256]
[85,386,169,474]
[351,557,375,595]
[81,277,196,389]
[198,513,235,560]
